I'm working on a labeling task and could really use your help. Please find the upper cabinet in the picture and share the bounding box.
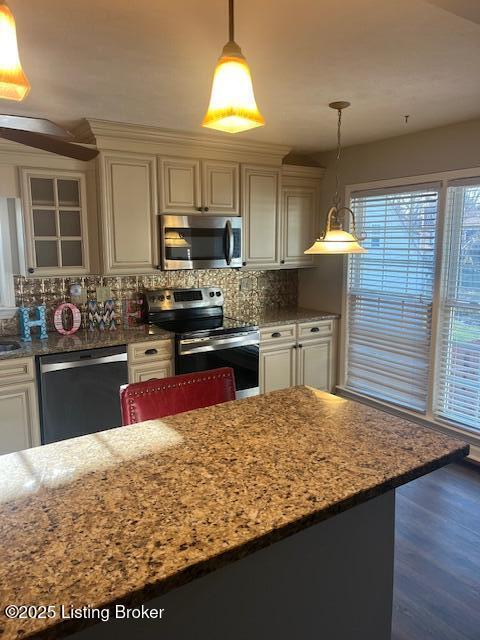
[281,186,316,267]
[13,124,323,277]
[98,152,158,275]
[242,165,281,269]
[20,168,90,276]
[279,165,322,269]
[158,157,201,214]
[159,156,239,215]
[242,164,322,270]
[202,161,240,215]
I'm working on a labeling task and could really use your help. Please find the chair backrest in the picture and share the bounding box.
[120,367,236,425]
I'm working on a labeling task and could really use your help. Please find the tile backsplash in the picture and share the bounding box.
[0,270,298,336]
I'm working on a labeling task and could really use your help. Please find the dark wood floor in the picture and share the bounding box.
[392,461,480,640]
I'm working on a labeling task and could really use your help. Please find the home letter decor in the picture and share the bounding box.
[53,302,81,336]
[19,305,48,342]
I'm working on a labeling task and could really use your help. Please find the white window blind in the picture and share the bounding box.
[346,185,440,411]
[435,182,480,432]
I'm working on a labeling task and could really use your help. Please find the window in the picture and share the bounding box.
[435,181,480,432]
[344,173,480,439]
[346,185,440,411]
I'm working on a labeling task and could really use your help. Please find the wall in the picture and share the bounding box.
[0,269,298,336]
[298,117,480,314]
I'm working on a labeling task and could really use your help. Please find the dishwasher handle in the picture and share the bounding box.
[40,352,127,373]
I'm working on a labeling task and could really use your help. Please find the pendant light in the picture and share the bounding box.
[202,0,265,134]
[0,1,30,101]
[305,102,366,255]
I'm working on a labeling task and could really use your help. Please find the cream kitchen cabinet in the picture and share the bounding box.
[98,152,158,274]
[281,186,316,267]
[242,164,322,270]
[159,157,239,215]
[260,342,297,393]
[127,338,173,384]
[259,320,336,394]
[279,165,323,268]
[20,168,91,276]
[296,338,335,391]
[242,165,281,269]
[0,357,41,455]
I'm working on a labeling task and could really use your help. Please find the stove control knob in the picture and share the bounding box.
[209,292,215,297]
[166,295,171,300]
[159,295,165,301]
[216,291,221,296]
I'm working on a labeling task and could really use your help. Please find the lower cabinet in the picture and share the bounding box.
[296,338,334,391]
[127,339,174,384]
[260,320,336,394]
[260,343,297,393]
[128,360,173,383]
[0,358,41,455]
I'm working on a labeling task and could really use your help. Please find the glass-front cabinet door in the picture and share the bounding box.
[20,169,90,275]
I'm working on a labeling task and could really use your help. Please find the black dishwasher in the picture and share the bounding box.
[38,345,128,444]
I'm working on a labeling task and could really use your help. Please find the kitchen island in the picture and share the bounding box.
[0,386,468,640]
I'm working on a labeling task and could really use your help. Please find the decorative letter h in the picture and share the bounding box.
[19,305,48,342]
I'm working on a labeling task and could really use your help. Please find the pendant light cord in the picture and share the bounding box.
[229,0,234,41]
[333,107,342,210]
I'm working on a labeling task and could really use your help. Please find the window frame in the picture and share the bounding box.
[0,198,26,319]
[339,167,480,454]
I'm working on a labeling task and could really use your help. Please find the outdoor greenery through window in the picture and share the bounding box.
[436,183,480,430]
[347,185,439,412]
[346,178,480,436]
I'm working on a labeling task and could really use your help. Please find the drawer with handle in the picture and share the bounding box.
[0,357,35,385]
[297,320,335,340]
[127,339,173,365]
[260,324,296,346]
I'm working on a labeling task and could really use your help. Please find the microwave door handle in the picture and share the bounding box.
[225,220,234,265]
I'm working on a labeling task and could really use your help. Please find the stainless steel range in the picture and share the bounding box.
[142,288,259,398]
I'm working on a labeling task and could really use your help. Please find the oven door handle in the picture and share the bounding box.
[178,332,259,355]
[225,219,234,265]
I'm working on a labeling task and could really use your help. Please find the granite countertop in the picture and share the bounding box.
[0,308,337,361]
[240,307,339,327]
[0,325,172,361]
[0,386,468,640]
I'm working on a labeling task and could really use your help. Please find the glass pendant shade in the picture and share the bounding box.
[304,206,367,255]
[0,2,30,101]
[305,229,367,254]
[202,42,265,134]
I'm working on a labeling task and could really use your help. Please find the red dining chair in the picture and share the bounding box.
[120,367,236,425]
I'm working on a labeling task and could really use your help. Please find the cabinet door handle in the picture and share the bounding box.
[298,344,303,348]
[310,327,320,333]
[28,267,35,274]
[280,259,285,264]
[242,261,247,267]
[271,332,281,338]
[293,345,298,349]
[145,348,158,356]
[204,206,209,212]
[197,207,203,212]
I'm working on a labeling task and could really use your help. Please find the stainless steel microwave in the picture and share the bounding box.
[159,215,242,270]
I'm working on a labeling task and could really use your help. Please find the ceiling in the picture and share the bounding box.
[5,0,480,153]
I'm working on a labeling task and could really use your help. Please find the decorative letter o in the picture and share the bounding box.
[53,303,81,335]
